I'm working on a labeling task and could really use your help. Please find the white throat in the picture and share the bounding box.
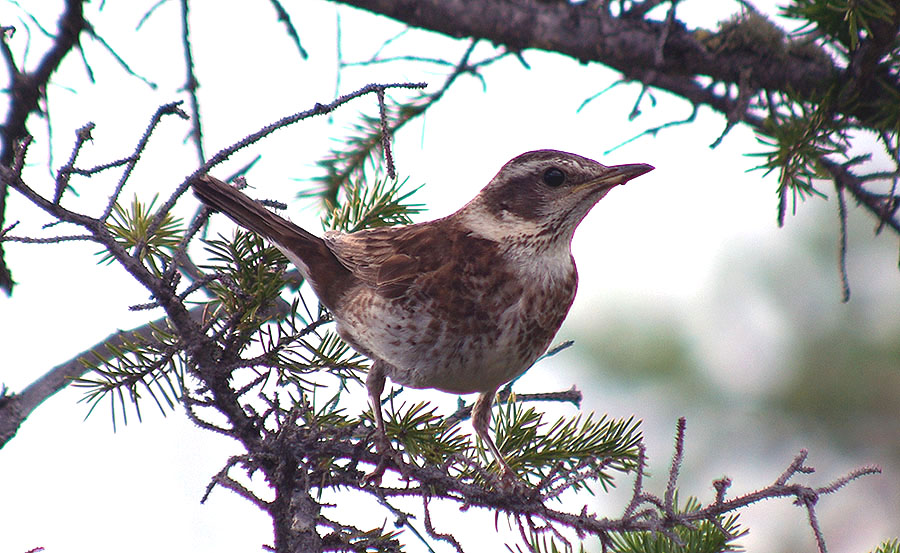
[456,203,576,280]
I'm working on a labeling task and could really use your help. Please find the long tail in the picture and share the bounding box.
[192,175,320,245]
[191,174,348,306]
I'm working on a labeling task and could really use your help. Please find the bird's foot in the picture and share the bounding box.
[493,464,525,492]
[361,430,403,486]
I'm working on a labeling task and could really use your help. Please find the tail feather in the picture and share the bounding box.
[191,174,349,307]
[192,175,318,246]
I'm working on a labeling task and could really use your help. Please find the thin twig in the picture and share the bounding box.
[374,491,438,553]
[180,0,204,163]
[54,122,94,204]
[816,465,882,495]
[83,24,157,89]
[654,0,679,67]
[375,87,396,179]
[664,417,686,516]
[835,179,851,302]
[605,104,697,155]
[422,494,464,553]
[136,0,169,30]
[103,102,189,222]
[800,493,828,553]
[150,82,425,245]
[317,40,492,206]
[446,388,582,425]
[623,442,648,517]
[201,453,271,508]
[1,233,94,244]
[66,155,139,177]
[268,0,308,59]
[710,67,754,149]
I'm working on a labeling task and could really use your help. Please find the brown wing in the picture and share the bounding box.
[325,219,462,299]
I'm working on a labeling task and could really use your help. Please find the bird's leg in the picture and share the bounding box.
[367,361,387,447]
[363,361,392,484]
[472,390,515,480]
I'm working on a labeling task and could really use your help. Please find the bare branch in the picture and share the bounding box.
[836,179,851,302]
[423,494,464,553]
[664,416,686,515]
[100,101,190,221]
[331,0,845,115]
[179,0,204,163]
[54,122,94,204]
[267,0,308,60]
[82,23,157,89]
[0,304,209,448]
[0,0,88,294]
[145,81,426,244]
[202,453,273,509]
[375,87,396,180]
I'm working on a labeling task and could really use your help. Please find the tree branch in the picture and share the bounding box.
[284,416,880,552]
[0,0,87,294]
[328,0,865,113]
[329,0,900,241]
[0,305,208,448]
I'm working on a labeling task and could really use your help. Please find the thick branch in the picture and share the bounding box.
[290,421,879,551]
[332,0,900,239]
[1,0,86,164]
[0,305,208,449]
[0,162,249,438]
[328,0,875,115]
[0,0,87,294]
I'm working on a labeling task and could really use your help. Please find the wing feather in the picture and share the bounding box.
[324,222,456,299]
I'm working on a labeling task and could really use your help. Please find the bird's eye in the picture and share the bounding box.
[543,167,566,187]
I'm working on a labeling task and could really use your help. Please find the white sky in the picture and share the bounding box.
[1,1,898,552]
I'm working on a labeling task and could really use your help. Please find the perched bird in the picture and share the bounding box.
[192,150,653,479]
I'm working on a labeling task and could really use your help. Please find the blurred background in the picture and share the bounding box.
[1,1,898,552]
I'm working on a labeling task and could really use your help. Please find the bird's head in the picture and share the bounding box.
[461,150,654,246]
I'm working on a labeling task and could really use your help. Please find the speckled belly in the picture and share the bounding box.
[334,270,577,394]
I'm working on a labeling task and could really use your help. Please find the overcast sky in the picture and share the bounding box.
[2,1,898,552]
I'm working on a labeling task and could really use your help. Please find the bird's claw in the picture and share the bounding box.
[360,429,405,486]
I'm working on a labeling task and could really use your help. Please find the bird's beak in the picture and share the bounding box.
[590,163,655,189]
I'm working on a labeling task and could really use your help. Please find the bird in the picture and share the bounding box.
[191,149,653,480]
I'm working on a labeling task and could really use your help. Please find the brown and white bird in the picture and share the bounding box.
[192,150,653,478]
